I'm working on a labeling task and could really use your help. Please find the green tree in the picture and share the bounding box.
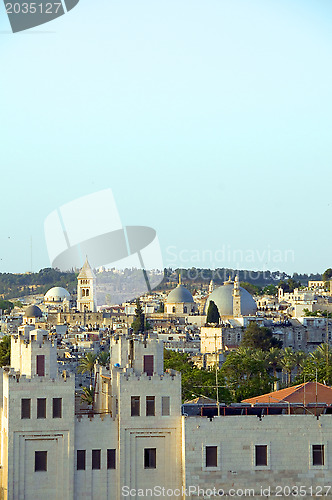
[322,268,332,282]
[296,343,332,385]
[131,299,145,334]
[262,285,277,296]
[220,347,273,402]
[206,300,220,324]
[280,347,296,386]
[78,352,97,389]
[0,300,14,314]
[267,347,282,378]
[241,322,282,351]
[0,335,11,366]
[97,351,110,367]
[164,350,231,402]
[80,386,94,406]
[240,282,261,296]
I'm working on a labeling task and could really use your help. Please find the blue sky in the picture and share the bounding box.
[0,0,331,275]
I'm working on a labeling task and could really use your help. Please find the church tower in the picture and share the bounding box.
[232,275,242,317]
[208,279,215,294]
[77,258,97,312]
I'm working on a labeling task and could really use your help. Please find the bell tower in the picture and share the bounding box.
[77,257,97,312]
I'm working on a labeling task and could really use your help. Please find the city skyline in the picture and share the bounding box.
[1,0,332,274]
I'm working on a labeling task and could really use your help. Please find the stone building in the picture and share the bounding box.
[165,275,197,315]
[44,287,72,311]
[1,327,332,499]
[205,276,257,319]
[77,258,97,313]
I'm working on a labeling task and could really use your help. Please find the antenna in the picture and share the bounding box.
[30,236,33,273]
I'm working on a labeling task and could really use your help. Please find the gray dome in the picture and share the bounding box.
[24,305,42,318]
[44,286,71,302]
[205,283,257,317]
[166,284,194,304]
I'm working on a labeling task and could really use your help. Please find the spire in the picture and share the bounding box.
[234,275,240,290]
[78,257,96,279]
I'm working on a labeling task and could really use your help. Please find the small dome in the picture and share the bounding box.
[24,305,42,318]
[44,287,71,302]
[166,284,194,304]
[205,282,257,317]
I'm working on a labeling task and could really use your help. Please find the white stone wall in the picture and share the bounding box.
[184,414,332,498]
[74,415,118,500]
[3,372,75,500]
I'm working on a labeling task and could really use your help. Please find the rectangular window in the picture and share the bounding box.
[131,396,140,417]
[144,448,156,469]
[206,446,218,467]
[143,355,154,376]
[146,396,155,416]
[37,398,46,419]
[36,355,45,377]
[161,396,170,416]
[35,451,47,471]
[312,445,324,466]
[255,445,268,466]
[92,449,101,470]
[21,398,31,419]
[107,449,116,469]
[77,450,86,470]
[52,398,62,418]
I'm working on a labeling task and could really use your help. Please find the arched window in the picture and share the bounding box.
[82,289,85,297]
[183,306,187,314]
[86,289,90,297]
[172,306,176,313]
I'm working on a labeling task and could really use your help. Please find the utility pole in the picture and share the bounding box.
[326,312,329,383]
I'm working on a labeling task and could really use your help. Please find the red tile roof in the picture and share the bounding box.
[242,382,332,405]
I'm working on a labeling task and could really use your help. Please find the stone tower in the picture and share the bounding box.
[208,279,215,294]
[77,258,97,312]
[232,275,242,317]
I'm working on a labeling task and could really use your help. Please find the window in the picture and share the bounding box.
[77,450,86,470]
[206,446,218,467]
[92,449,101,470]
[146,396,155,416]
[161,396,170,416]
[21,398,31,419]
[37,398,46,419]
[143,355,154,376]
[144,448,156,469]
[36,355,45,376]
[35,451,47,472]
[131,396,140,416]
[312,445,324,466]
[107,449,116,469]
[52,398,62,418]
[183,306,187,313]
[255,445,268,466]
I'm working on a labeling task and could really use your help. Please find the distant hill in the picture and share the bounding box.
[0,268,77,300]
[157,268,322,294]
[0,267,323,301]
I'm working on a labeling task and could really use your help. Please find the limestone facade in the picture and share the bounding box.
[1,329,332,499]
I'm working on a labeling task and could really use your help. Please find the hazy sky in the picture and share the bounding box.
[0,0,331,275]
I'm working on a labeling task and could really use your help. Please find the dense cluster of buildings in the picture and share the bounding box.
[1,263,332,498]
